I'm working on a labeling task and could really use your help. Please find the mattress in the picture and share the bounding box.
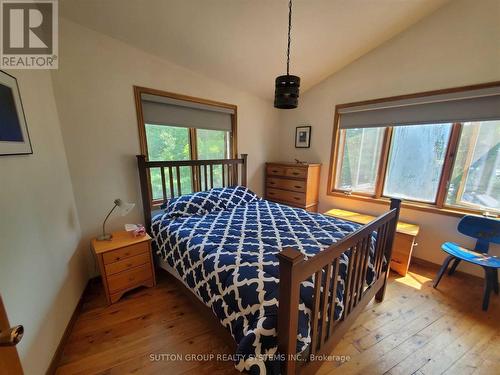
[151,199,377,374]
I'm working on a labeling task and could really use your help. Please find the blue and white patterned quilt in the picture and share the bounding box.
[151,199,377,374]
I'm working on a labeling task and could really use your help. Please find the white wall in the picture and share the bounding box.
[51,19,280,274]
[277,0,500,277]
[0,70,87,374]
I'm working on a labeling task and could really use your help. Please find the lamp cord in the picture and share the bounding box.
[286,0,292,76]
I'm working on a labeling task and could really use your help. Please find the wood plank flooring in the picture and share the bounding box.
[56,262,499,374]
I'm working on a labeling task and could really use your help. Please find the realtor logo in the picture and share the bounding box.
[1,0,58,69]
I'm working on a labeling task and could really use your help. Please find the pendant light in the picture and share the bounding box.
[274,0,300,109]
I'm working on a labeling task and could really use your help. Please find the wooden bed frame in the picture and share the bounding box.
[137,154,401,374]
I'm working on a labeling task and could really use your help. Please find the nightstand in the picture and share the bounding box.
[91,231,156,304]
[323,208,420,276]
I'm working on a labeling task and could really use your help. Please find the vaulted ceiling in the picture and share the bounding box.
[60,0,450,99]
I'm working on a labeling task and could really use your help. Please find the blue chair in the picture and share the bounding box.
[433,215,500,311]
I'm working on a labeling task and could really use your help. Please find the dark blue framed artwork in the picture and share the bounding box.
[0,71,32,155]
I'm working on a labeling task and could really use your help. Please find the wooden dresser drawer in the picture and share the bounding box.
[285,167,307,179]
[266,165,286,176]
[107,263,152,293]
[103,241,149,264]
[265,162,321,212]
[267,177,306,192]
[105,252,150,276]
[267,188,306,205]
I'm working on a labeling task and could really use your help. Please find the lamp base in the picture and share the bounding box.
[96,233,113,241]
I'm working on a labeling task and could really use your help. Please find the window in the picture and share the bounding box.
[446,121,500,211]
[145,124,192,199]
[135,87,237,202]
[329,82,500,215]
[335,127,385,194]
[383,124,452,203]
[196,128,229,187]
[196,128,229,160]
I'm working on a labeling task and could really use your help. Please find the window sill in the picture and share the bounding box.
[327,191,498,218]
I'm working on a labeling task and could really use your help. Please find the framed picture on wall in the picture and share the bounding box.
[0,71,32,156]
[295,125,311,148]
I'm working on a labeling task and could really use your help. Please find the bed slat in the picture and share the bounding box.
[328,259,340,337]
[319,263,332,347]
[344,246,355,315]
[176,166,181,195]
[160,167,167,201]
[310,270,322,354]
[204,165,208,191]
[222,164,226,187]
[357,237,370,304]
[168,166,174,198]
[209,165,214,189]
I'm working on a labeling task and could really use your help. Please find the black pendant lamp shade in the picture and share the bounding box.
[274,75,300,109]
[274,0,300,109]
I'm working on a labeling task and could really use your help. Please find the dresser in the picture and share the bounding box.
[265,162,321,212]
[323,208,420,276]
[91,231,156,304]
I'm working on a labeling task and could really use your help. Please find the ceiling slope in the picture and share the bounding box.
[60,0,451,99]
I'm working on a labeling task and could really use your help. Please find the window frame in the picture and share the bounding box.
[134,86,237,204]
[328,81,500,218]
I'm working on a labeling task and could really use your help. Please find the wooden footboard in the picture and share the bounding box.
[136,154,401,374]
[277,199,401,374]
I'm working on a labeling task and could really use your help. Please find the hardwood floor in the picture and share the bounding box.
[55,262,500,375]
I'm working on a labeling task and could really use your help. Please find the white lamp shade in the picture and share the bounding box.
[114,199,135,216]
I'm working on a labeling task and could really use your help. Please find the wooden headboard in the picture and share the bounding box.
[136,154,248,231]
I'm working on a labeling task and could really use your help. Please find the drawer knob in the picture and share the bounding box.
[292,172,300,176]
[126,263,133,267]
[294,197,300,201]
[294,185,301,189]
[128,276,135,282]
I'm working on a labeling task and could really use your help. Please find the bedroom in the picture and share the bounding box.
[0,0,499,374]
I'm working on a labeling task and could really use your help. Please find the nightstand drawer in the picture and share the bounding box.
[103,241,149,264]
[105,252,150,276]
[267,188,306,205]
[267,177,306,192]
[107,263,152,293]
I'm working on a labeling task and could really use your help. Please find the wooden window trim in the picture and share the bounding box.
[134,86,237,200]
[435,123,462,208]
[327,81,500,218]
[374,127,392,198]
[133,85,238,159]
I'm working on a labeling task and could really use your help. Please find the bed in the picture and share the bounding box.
[137,154,401,375]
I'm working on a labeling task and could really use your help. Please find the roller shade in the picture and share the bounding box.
[141,93,234,131]
[339,86,500,129]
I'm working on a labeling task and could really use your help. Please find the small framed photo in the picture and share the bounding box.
[295,126,311,148]
[0,70,32,156]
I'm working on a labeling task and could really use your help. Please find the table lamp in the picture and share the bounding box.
[97,198,135,241]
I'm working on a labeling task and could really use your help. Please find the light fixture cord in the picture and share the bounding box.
[286,0,292,76]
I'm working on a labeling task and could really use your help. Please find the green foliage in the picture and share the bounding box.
[146,124,190,162]
[145,124,228,200]
[197,129,227,186]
